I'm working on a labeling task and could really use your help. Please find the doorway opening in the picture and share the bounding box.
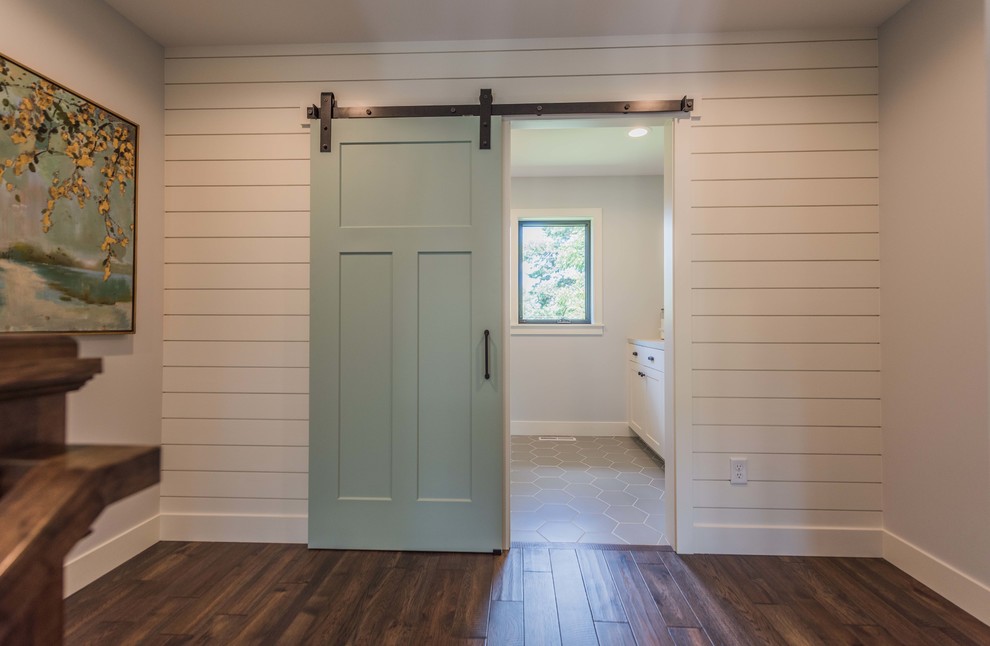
[505,117,671,546]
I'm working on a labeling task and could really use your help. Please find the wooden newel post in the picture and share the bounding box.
[0,336,160,645]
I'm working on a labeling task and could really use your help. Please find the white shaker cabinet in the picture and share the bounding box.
[627,340,664,459]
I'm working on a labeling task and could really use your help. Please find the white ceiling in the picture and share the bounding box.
[104,0,910,48]
[511,122,665,177]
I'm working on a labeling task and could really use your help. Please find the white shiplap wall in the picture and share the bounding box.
[163,30,881,553]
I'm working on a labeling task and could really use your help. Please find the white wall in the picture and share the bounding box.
[509,175,663,435]
[879,0,990,623]
[161,29,881,554]
[5,0,164,595]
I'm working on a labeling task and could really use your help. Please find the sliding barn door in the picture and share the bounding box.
[309,117,503,551]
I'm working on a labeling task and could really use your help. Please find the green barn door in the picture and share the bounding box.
[309,117,503,551]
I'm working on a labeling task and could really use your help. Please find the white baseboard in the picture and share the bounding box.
[883,531,990,626]
[511,421,632,437]
[692,524,882,557]
[63,515,160,597]
[160,513,307,544]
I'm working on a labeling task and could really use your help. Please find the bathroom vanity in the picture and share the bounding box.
[627,339,665,459]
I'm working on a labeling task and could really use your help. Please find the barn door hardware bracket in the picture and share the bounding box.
[307,89,694,152]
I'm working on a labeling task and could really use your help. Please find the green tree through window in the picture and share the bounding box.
[518,220,591,323]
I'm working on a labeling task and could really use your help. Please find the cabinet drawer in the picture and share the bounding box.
[628,344,663,371]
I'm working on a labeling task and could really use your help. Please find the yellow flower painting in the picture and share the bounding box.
[0,55,137,333]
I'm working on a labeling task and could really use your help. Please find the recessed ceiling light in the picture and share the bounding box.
[628,127,650,138]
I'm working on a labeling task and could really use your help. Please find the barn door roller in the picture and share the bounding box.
[306,89,693,152]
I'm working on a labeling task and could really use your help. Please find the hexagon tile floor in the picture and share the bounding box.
[510,434,668,545]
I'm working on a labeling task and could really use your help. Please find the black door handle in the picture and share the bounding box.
[484,329,491,380]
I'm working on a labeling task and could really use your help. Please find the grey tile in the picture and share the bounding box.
[533,477,568,490]
[582,456,614,467]
[538,522,584,542]
[532,456,563,466]
[645,514,666,532]
[605,506,648,523]
[572,513,618,533]
[535,489,574,505]
[510,470,538,483]
[597,490,637,506]
[616,472,652,485]
[560,470,596,484]
[510,482,540,496]
[586,467,620,479]
[579,532,627,544]
[633,498,662,513]
[613,523,664,545]
[530,447,559,457]
[511,530,548,543]
[568,497,609,514]
[511,511,546,531]
[625,484,664,500]
[564,483,603,498]
[533,466,565,477]
[592,477,628,492]
[513,496,542,512]
[537,504,579,522]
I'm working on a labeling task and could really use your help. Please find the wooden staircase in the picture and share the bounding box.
[0,336,159,644]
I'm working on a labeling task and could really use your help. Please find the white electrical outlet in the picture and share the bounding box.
[729,457,748,484]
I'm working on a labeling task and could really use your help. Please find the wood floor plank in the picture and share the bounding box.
[451,555,494,639]
[549,550,597,646]
[604,550,675,646]
[492,548,524,602]
[575,549,628,623]
[63,542,990,646]
[523,546,551,572]
[660,552,761,646]
[594,620,637,645]
[638,561,706,629]
[668,626,714,646]
[523,570,562,646]
[488,601,524,646]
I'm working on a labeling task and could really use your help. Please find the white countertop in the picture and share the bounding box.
[628,338,665,350]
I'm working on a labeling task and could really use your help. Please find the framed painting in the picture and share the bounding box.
[0,54,137,333]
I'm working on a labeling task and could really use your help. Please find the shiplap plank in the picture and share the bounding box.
[166,185,309,212]
[692,288,877,316]
[693,370,880,399]
[166,212,309,238]
[692,233,878,261]
[692,123,878,153]
[160,497,309,516]
[163,392,308,420]
[692,151,878,180]
[165,133,309,160]
[693,453,881,483]
[693,481,881,511]
[163,367,309,393]
[693,178,877,207]
[692,261,878,288]
[691,206,878,234]
[693,397,881,427]
[693,425,882,455]
[164,238,310,263]
[694,508,881,528]
[160,470,308,499]
[698,95,877,126]
[166,160,310,186]
[692,316,879,343]
[166,108,307,135]
[165,264,310,289]
[163,340,310,367]
[164,68,878,110]
[164,289,309,315]
[164,316,309,342]
[163,418,309,446]
[163,445,309,473]
[692,343,880,371]
[165,40,877,84]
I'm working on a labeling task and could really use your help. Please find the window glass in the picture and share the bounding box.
[518,220,591,323]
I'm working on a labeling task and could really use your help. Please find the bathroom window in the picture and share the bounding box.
[510,209,603,335]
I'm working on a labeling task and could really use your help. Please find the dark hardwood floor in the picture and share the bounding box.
[64,541,989,645]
